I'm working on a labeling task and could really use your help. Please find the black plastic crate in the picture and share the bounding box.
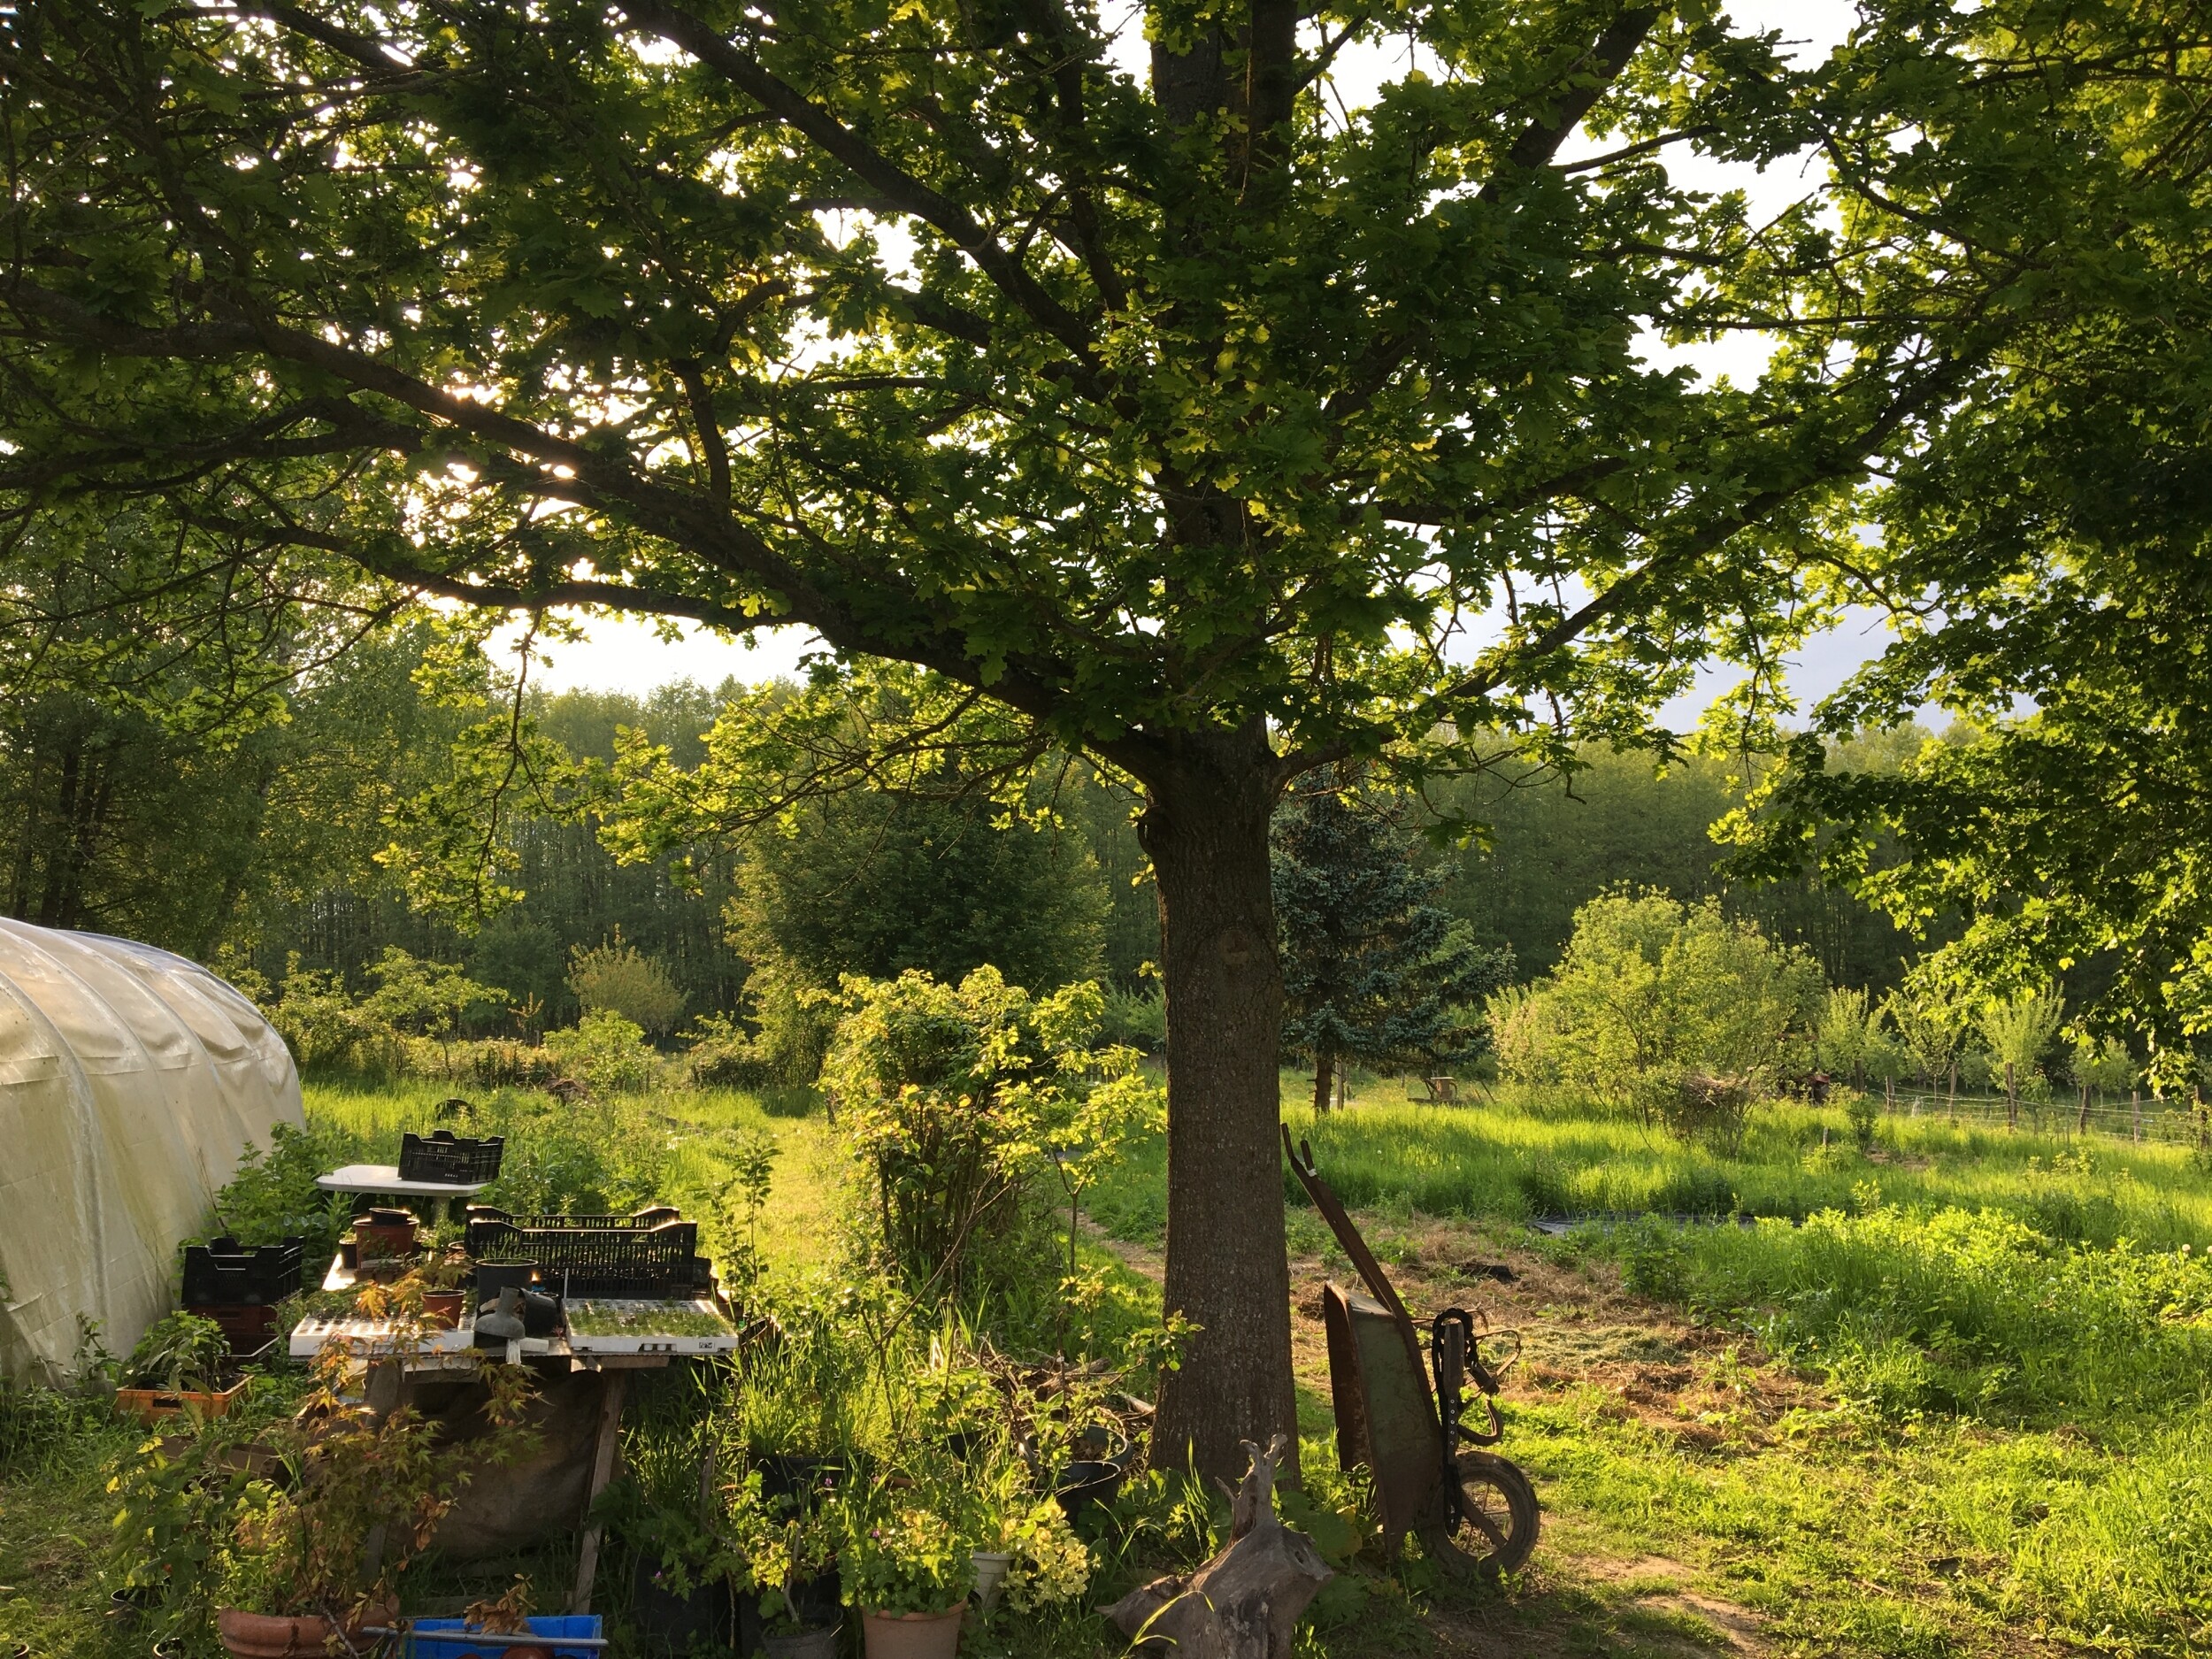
[399,1130,505,1185]
[181,1236,303,1307]
[465,1208,711,1299]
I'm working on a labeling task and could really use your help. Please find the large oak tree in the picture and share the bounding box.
[5,0,2204,1475]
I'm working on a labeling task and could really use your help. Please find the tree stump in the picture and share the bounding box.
[1103,1435,1333,1659]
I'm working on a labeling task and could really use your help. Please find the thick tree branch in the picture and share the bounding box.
[616,0,1104,379]
[1478,7,1661,203]
[672,359,732,503]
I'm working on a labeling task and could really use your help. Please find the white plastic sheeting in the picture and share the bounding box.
[0,920,302,1383]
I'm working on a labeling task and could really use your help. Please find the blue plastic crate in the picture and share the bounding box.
[402,1614,604,1656]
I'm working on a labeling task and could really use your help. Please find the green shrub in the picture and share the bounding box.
[468,1039,563,1090]
[823,967,1161,1307]
[1615,1217,1692,1301]
[205,1121,353,1262]
[568,935,686,1034]
[542,1009,661,1093]
[1100,985,1166,1055]
[1842,1087,1879,1148]
[683,1011,772,1089]
[1491,891,1824,1137]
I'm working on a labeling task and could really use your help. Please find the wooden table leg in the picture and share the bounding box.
[569,1371,629,1614]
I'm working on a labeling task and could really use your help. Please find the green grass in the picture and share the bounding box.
[13,1073,2212,1656]
[1087,1075,2212,1251]
[1083,1074,2212,1654]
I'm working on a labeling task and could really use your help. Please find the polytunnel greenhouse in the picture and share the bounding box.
[0,919,300,1383]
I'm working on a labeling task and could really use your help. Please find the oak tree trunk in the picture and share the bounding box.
[1139,721,1298,1484]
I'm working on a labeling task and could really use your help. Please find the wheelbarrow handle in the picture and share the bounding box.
[1281,1126,1412,1325]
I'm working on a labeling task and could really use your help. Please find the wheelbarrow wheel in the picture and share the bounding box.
[1446,1450,1540,1577]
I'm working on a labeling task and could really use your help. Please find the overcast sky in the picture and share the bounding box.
[505,2,1888,732]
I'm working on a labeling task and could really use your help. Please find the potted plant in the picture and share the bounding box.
[972,1493,1091,1620]
[960,1448,1093,1618]
[590,1471,740,1653]
[210,1331,541,1656]
[411,1256,473,1329]
[840,1479,973,1659]
[114,1311,244,1425]
[350,1206,419,1266]
[728,1467,843,1659]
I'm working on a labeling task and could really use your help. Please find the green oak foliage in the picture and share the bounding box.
[6,0,2208,1474]
[1724,80,2212,1080]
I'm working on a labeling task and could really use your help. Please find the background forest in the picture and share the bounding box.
[8,622,1932,1049]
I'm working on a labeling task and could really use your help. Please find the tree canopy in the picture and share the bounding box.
[8,0,2210,1477]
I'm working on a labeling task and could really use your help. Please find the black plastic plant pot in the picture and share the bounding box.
[1071,1425,1132,1465]
[734,1571,841,1658]
[475,1260,541,1302]
[756,1454,844,1503]
[1054,1459,1125,1519]
[627,1555,733,1656]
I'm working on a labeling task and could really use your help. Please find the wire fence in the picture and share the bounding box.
[1872,1082,2209,1149]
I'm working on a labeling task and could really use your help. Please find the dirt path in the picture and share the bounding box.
[1094,1210,1783,1656]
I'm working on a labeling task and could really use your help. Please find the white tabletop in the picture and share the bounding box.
[289,1301,741,1363]
[314,1164,493,1197]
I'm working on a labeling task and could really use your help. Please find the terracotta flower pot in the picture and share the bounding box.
[422,1290,467,1329]
[352,1212,418,1261]
[861,1604,964,1659]
[216,1601,396,1658]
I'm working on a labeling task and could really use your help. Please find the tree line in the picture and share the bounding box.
[1,615,1945,1061]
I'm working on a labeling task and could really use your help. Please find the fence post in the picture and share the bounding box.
[2078,1084,2090,1134]
[2005,1061,2017,1131]
[1886,1076,1894,1117]
[2132,1089,2141,1144]
[1949,1062,1959,1123]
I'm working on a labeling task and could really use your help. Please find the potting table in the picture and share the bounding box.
[315,1163,495,1200]
[289,1286,743,1361]
[288,1293,743,1616]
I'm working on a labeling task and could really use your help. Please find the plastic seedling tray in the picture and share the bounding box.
[465,1209,713,1300]
[562,1298,741,1356]
[399,1130,505,1185]
[182,1236,304,1306]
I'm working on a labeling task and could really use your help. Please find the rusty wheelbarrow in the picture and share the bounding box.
[1284,1127,1540,1577]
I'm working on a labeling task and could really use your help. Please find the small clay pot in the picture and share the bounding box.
[216,1600,396,1658]
[351,1209,418,1261]
[422,1290,467,1329]
[861,1604,964,1659]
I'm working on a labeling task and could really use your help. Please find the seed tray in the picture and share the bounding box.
[181,1236,303,1307]
[564,1298,741,1356]
[465,1207,711,1300]
[399,1130,505,1185]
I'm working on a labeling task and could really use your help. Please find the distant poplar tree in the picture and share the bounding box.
[1273,776,1513,1114]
